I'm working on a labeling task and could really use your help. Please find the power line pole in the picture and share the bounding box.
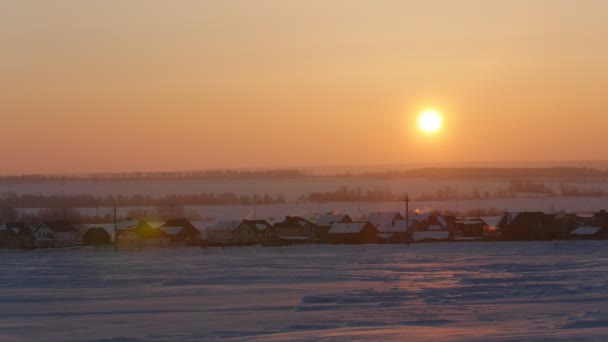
[253,193,256,219]
[405,193,411,246]
[113,204,118,252]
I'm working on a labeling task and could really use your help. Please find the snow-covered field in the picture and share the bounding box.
[2,242,608,341]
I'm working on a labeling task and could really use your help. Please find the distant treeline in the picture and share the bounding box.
[300,181,608,203]
[2,167,608,183]
[0,192,286,208]
[358,167,608,181]
[0,169,313,183]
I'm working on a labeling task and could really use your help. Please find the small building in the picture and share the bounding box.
[34,220,80,248]
[328,221,378,244]
[453,218,487,239]
[82,227,112,246]
[232,219,272,245]
[206,220,240,246]
[315,213,352,243]
[159,219,201,244]
[271,216,316,245]
[116,227,170,249]
[368,212,409,244]
[497,212,557,240]
[376,220,410,244]
[411,213,452,242]
[0,224,34,249]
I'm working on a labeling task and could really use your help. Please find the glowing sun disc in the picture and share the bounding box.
[418,110,443,133]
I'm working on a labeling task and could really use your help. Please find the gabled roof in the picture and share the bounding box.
[367,212,404,227]
[570,226,602,236]
[189,221,212,233]
[145,221,166,229]
[316,213,351,227]
[328,221,374,234]
[241,219,272,232]
[479,216,502,228]
[274,216,314,228]
[377,220,409,233]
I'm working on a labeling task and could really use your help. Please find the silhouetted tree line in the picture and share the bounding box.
[300,186,398,203]
[359,167,608,181]
[0,192,286,208]
[0,169,313,183]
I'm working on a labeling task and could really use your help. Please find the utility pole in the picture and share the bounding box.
[113,205,118,252]
[405,193,411,246]
[357,187,362,213]
[253,193,257,219]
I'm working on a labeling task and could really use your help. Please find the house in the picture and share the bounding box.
[116,229,145,249]
[497,212,557,240]
[327,221,378,244]
[82,227,112,246]
[232,219,272,245]
[206,220,240,246]
[367,212,404,227]
[410,213,452,242]
[159,219,201,244]
[0,223,34,249]
[367,212,410,244]
[315,213,352,243]
[591,210,608,228]
[453,218,487,239]
[34,220,80,248]
[271,216,316,245]
[568,210,608,239]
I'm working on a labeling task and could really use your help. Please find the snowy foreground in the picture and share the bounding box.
[2,243,608,341]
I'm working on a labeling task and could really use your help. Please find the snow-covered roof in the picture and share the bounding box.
[427,224,446,231]
[145,221,166,229]
[409,213,431,222]
[570,226,602,236]
[255,223,270,231]
[316,213,348,227]
[437,216,447,228]
[480,216,502,228]
[159,226,183,236]
[413,230,450,241]
[189,221,212,233]
[368,212,402,226]
[377,220,409,233]
[328,221,369,234]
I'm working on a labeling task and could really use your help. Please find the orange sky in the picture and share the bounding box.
[1,1,608,174]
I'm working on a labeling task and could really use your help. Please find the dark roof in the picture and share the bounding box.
[39,220,77,233]
[274,216,314,229]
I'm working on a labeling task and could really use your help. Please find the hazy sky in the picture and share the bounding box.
[1,0,608,174]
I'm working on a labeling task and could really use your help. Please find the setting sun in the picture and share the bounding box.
[418,110,443,134]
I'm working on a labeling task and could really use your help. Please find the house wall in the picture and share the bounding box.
[34,226,55,248]
[232,224,260,245]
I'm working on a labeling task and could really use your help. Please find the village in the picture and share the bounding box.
[1,209,608,250]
